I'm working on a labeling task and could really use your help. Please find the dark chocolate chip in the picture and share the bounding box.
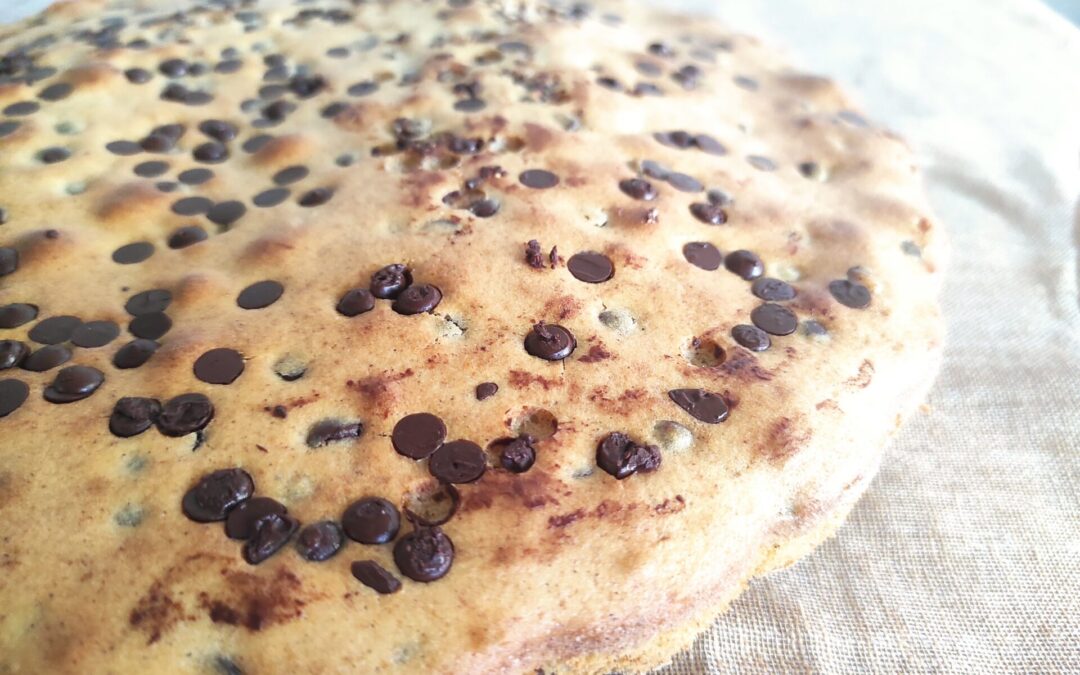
[694,134,726,155]
[37,82,72,101]
[171,197,213,216]
[499,436,536,473]
[305,419,363,448]
[595,432,662,479]
[320,102,348,118]
[159,58,188,77]
[0,340,28,370]
[252,187,290,207]
[125,289,171,316]
[181,468,253,522]
[567,251,614,284]
[157,393,214,437]
[0,247,17,276]
[666,172,703,192]
[178,168,213,185]
[243,513,298,565]
[0,121,21,138]
[156,181,179,193]
[194,348,245,385]
[524,323,576,361]
[206,200,246,228]
[298,188,333,207]
[128,312,171,340]
[296,521,344,561]
[342,497,400,544]
[351,560,401,594]
[724,250,764,280]
[640,159,670,179]
[133,160,170,178]
[37,147,71,164]
[113,339,158,369]
[109,396,161,438]
[167,225,208,249]
[428,440,486,484]
[689,202,727,225]
[124,67,152,84]
[618,178,657,200]
[668,388,729,424]
[475,382,498,400]
[20,344,71,372]
[0,379,29,418]
[519,169,559,189]
[393,526,453,582]
[215,59,242,74]
[225,496,288,540]
[43,365,103,403]
[392,284,442,315]
[28,315,82,345]
[828,279,871,309]
[683,242,722,270]
[731,324,771,351]
[272,165,309,185]
[469,199,500,217]
[198,119,237,142]
[751,278,796,302]
[237,280,284,309]
[0,304,38,329]
[3,101,40,116]
[747,155,777,171]
[193,142,228,163]
[453,98,486,112]
[336,288,375,317]
[803,320,829,337]
[242,134,273,153]
[71,320,119,348]
[369,264,413,299]
[751,303,798,336]
[392,413,446,459]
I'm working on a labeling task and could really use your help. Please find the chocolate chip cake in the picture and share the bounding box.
[0,0,945,672]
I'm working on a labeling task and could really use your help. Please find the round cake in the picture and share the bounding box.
[0,0,945,672]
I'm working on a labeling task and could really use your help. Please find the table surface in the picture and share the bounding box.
[2,1,1078,673]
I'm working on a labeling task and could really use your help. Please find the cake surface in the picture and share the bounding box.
[0,0,944,673]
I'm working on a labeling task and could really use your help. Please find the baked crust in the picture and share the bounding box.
[0,1,944,673]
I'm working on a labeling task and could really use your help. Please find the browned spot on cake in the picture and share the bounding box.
[719,349,774,382]
[331,103,369,131]
[542,294,581,320]
[129,580,184,645]
[96,182,168,224]
[577,344,612,363]
[251,134,311,167]
[816,399,839,411]
[400,170,446,207]
[347,369,415,417]
[757,416,812,464]
[64,63,116,87]
[846,359,875,388]
[588,387,648,415]
[524,122,555,152]
[462,470,562,513]
[508,369,560,390]
[198,567,308,631]
[0,471,22,511]
[548,509,585,529]
[240,234,298,266]
[653,495,686,515]
[790,286,835,318]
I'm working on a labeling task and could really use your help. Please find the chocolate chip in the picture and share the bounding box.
[0,247,17,276]
[252,188,290,207]
[169,197,212,217]
[133,161,169,178]
[320,102,348,118]
[21,344,71,372]
[43,365,103,403]
[0,304,38,329]
[167,225,208,249]
[181,468,253,522]
[666,172,703,192]
[205,201,246,229]
[393,526,453,582]
[215,59,242,74]
[157,393,214,437]
[28,315,81,344]
[828,279,872,309]
[428,440,486,484]
[296,521,344,561]
[139,133,175,153]
[392,284,442,315]
[112,339,158,369]
[37,82,72,101]
[237,280,284,309]
[0,340,27,370]
[124,289,171,316]
[618,178,657,200]
[342,497,400,544]
[0,379,29,417]
[261,100,295,122]
[193,142,228,163]
[128,312,171,340]
[747,155,776,171]
[0,121,21,138]
[109,396,161,437]
[336,288,375,317]
[694,134,726,155]
[731,324,771,351]
[682,242,722,270]
[198,119,237,142]
[71,320,119,348]
[298,188,333,207]
[519,169,559,189]
[38,147,71,164]
[158,58,188,77]
[194,348,245,385]
[595,432,662,479]
[272,165,309,185]
[525,240,545,269]
[750,278,795,302]
[524,323,576,361]
[640,159,670,179]
[351,560,402,594]
[499,436,536,473]
[225,497,288,540]
[724,250,764,280]
[178,168,213,185]
[392,413,446,459]
[689,202,727,225]
[3,101,39,116]
[567,251,614,284]
[469,198,500,217]
[751,303,798,336]
[243,513,299,565]
[156,181,179,193]
[124,67,152,84]
[305,419,363,448]
[668,389,729,424]
[475,382,498,400]
[242,134,273,153]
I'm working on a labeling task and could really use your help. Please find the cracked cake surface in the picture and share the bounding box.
[0,0,944,672]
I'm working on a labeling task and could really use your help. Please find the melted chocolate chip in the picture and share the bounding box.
[0,304,38,329]
[43,365,104,403]
[567,251,614,284]
[747,155,777,171]
[369,264,411,299]
[192,142,228,164]
[392,284,442,315]
[689,202,727,225]
[524,323,576,361]
[225,497,288,539]
[666,172,703,192]
[157,393,214,436]
[198,119,238,142]
[499,436,536,473]
[668,389,729,424]
[595,432,662,479]
[336,288,375,317]
[37,147,71,164]
[475,382,498,400]
[243,514,299,565]
[682,242,722,270]
[751,303,798,336]
[128,312,172,340]
[178,168,213,185]
[694,134,727,155]
[3,101,39,116]
[237,280,284,309]
[618,177,657,200]
[393,527,454,582]
[429,440,486,484]
[392,412,446,459]
[109,396,161,437]
[305,419,363,447]
[133,160,170,178]
[171,197,213,216]
[0,121,20,138]
[29,315,82,345]
[751,278,796,302]
[272,165,309,186]
[242,134,273,153]
[724,250,764,280]
[351,560,401,594]
[194,348,245,385]
[0,340,28,370]
[519,169,559,189]
[0,247,17,276]
[731,324,771,351]
[252,187,290,207]
[104,140,140,156]
[125,289,171,316]
[469,198,500,217]
[125,67,152,84]
[342,497,400,544]
[21,344,71,372]
[207,200,246,228]
[71,320,120,348]
[0,379,29,418]
[296,521,344,561]
[828,279,872,309]
[113,339,158,369]
[296,185,331,205]
[167,225,209,249]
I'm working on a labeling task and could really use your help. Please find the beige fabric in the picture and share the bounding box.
[1,0,1076,672]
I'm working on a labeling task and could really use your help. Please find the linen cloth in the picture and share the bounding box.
[2,0,1077,672]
